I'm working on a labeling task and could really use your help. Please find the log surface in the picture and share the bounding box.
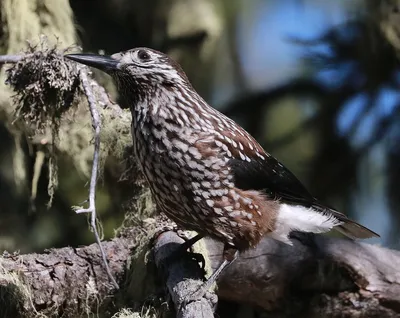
[1,222,400,317]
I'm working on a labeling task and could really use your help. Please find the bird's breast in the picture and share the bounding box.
[131,120,195,211]
[131,120,227,225]
[130,116,278,249]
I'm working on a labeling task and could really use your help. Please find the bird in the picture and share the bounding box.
[65,48,379,301]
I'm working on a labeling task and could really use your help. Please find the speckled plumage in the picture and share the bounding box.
[127,67,278,249]
[66,48,379,252]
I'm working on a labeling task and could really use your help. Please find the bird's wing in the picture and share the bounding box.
[216,127,316,206]
[228,155,315,205]
[219,128,379,239]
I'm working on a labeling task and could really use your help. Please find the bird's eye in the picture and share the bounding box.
[137,50,150,61]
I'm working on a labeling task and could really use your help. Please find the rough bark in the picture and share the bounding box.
[0,233,133,317]
[1,219,399,317]
[206,233,400,317]
[153,231,215,318]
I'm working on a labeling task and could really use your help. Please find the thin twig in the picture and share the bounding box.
[90,79,123,116]
[74,66,119,289]
[0,55,24,63]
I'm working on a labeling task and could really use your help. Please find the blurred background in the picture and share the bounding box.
[0,0,400,255]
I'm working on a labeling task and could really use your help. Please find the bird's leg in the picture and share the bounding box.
[176,233,204,252]
[164,233,206,269]
[181,243,239,307]
[176,233,206,269]
[200,244,238,292]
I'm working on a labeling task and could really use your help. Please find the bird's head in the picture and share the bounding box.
[65,47,190,100]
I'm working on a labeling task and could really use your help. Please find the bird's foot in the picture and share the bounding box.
[164,242,206,270]
[179,247,238,310]
[165,233,205,267]
[185,251,206,270]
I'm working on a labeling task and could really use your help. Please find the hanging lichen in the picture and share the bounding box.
[4,39,81,206]
[6,41,81,131]
[0,0,78,205]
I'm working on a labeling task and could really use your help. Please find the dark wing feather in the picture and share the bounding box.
[228,156,316,206]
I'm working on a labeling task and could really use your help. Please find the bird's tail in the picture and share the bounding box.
[334,218,379,239]
[312,203,380,239]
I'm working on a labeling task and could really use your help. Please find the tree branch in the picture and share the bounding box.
[0,55,24,63]
[206,232,400,316]
[153,231,216,318]
[0,234,132,317]
[1,219,399,317]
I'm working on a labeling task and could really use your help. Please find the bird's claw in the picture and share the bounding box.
[187,251,206,270]
[164,250,206,271]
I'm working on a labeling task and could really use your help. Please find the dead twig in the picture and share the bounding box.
[0,55,24,63]
[73,65,119,289]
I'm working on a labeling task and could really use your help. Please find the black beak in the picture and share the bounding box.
[64,53,119,72]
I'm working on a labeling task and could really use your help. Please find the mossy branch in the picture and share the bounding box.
[1,216,400,317]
